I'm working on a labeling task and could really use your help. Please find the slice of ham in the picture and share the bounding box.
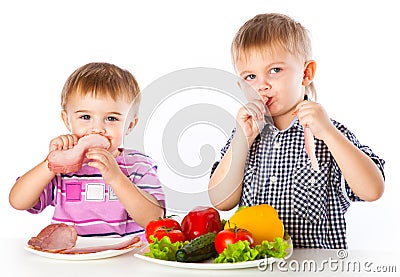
[60,236,143,254]
[304,126,319,171]
[27,223,143,254]
[28,223,78,252]
[302,94,319,171]
[47,134,110,174]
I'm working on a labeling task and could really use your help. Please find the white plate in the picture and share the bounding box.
[133,239,293,270]
[25,236,144,261]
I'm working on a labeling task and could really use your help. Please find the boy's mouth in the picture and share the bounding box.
[265,97,272,107]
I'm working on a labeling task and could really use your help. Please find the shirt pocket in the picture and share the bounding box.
[292,162,329,224]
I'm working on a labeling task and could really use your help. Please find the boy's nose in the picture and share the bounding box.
[90,121,106,134]
[91,129,105,135]
[257,81,271,94]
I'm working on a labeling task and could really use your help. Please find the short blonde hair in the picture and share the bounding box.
[232,13,316,98]
[61,62,141,111]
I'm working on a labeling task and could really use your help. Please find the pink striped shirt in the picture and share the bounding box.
[28,149,165,240]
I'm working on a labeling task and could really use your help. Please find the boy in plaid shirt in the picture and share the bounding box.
[208,13,385,248]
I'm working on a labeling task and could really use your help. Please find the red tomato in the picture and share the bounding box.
[214,228,254,254]
[153,228,186,243]
[145,217,182,242]
[181,206,222,241]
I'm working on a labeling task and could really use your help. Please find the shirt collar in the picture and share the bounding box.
[261,116,302,136]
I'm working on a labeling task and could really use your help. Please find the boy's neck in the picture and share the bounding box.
[272,115,292,131]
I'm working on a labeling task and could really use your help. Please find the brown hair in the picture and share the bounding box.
[232,13,316,98]
[61,62,141,111]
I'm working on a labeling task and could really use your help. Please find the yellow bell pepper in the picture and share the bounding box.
[224,204,284,245]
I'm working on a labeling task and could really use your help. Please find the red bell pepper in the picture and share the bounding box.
[181,206,222,241]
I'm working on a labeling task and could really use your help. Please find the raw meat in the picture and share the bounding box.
[28,223,77,252]
[61,236,143,254]
[47,134,110,174]
[304,126,319,171]
[27,223,143,254]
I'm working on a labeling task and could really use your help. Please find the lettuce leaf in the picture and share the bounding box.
[255,237,288,259]
[214,237,289,263]
[214,240,258,263]
[144,235,188,261]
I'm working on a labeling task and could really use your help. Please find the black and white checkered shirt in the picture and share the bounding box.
[211,118,385,249]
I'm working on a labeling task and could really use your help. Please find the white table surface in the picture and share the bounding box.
[2,238,398,277]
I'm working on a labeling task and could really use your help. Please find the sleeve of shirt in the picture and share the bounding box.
[210,128,236,177]
[333,121,385,202]
[27,176,58,214]
[130,155,166,214]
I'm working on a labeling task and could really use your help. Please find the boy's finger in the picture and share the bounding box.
[66,135,75,149]
[245,104,263,121]
[49,142,59,152]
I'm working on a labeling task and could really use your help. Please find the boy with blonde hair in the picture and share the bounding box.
[209,13,385,248]
[10,62,165,239]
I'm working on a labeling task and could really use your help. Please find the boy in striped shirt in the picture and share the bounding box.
[9,62,165,240]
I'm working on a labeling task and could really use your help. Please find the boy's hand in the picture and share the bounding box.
[236,99,266,141]
[85,148,123,185]
[295,100,335,141]
[49,134,79,152]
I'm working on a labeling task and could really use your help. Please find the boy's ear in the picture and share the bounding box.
[61,110,72,132]
[302,60,316,86]
[125,117,139,135]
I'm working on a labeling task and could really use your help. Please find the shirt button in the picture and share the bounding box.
[270,176,278,183]
[310,177,316,184]
[273,141,280,149]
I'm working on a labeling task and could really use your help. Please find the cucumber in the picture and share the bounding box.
[175,232,217,262]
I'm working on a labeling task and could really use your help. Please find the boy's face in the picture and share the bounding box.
[235,47,312,127]
[61,93,137,156]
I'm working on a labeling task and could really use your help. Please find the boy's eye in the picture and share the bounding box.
[270,68,281,74]
[245,74,256,81]
[80,115,90,120]
[106,116,118,122]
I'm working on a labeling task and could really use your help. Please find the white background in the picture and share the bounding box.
[1,0,399,250]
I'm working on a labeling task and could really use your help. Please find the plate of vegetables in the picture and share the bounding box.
[133,205,293,269]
